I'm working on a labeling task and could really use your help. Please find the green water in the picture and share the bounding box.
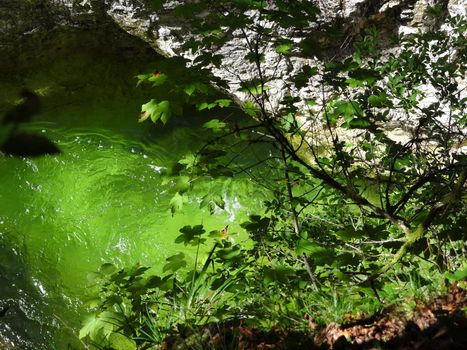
[0,124,265,348]
[0,29,271,349]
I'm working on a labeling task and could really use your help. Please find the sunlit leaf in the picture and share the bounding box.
[169,192,187,215]
[178,153,197,169]
[215,99,232,107]
[196,101,217,110]
[444,265,467,282]
[108,332,137,350]
[200,193,225,213]
[203,119,228,132]
[139,100,172,124]
[79,314,98,339]
[148,72,168,87]
[174,176,191,193]
[275,42,293,55]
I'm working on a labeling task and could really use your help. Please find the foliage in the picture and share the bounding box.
[83,2,466,348]
[80,226,256,349]
[137,0,466,284]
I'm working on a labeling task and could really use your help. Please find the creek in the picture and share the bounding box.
[0,28,270,349]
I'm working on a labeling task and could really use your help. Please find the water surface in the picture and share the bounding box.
[0,28,271,349]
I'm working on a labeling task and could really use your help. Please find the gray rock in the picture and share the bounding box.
[1,0,464,113]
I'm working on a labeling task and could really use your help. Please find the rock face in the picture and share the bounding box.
[1,0,465,110]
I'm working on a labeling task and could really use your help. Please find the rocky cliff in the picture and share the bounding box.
[1,0,465,111]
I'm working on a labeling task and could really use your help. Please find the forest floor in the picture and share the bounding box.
[161,283,466,350]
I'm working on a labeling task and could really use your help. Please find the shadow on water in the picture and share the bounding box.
[1,90,61,157]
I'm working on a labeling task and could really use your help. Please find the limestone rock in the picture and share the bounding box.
[1,0,465,114]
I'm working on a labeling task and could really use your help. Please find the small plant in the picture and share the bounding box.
[80,225,254,349]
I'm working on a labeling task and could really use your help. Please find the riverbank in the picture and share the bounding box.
[159,283,466,350]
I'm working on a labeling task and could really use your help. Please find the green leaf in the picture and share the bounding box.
[174,176,191,193]
[368,92,392,108]
[139,100,172,124]
[135,72,167,87]
[127,264,150,278]
[348,68,380,85]
[217,246,241,261]
[178,153,197,169]
[136,74,148,87]
[296,239,335,265]
[296,239,325,255]
[174,3,205,17]
[263,266,295,285]
[148,72,168,87]
[215,99,232,107]
[346,118,371,129]
[303,65,319,77]
[196,101,217,110]
[334,101,364,121]
[184,84,197,96]
[244,52,265,63]
[243,101,259,117]
[98,311,123,337]
[334,228,362,241]
[79,314,98,339]
[108,333,137,350]
[345,78,365,88]
[79,311,121,341]
[240,215,270,232]
[194,53,224,67]
[426,4,443,18]
[145,275,163,288]
[445,266,467,282]
[275,42,293,55]
[300,37,321,57]
[240,82,268,95]
[200,193,225,214]
[169,192,187,215]
[184,82,210,96]
[86,271,102,282]
[203,119,228,132]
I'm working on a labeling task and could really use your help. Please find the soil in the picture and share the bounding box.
[160,283,467,349]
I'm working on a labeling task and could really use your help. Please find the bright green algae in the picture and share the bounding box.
[0,29,268,349]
